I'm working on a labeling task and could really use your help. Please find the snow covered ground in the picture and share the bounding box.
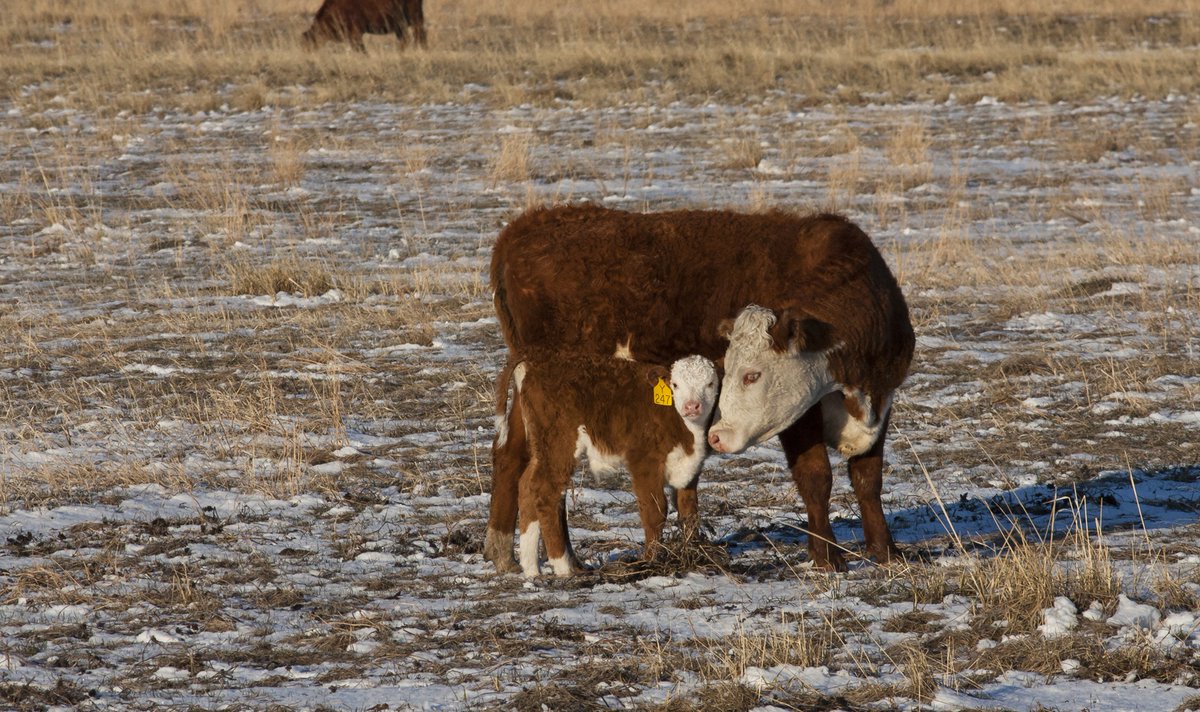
[1,92,1198,710]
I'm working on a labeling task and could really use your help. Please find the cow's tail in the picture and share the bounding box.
[493,358,526,449]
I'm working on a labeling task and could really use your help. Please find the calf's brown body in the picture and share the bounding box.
[500,353,709,576]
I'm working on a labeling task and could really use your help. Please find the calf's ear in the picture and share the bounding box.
[713,357,725,377]
[644,365,670,385]
[770,311,834,353]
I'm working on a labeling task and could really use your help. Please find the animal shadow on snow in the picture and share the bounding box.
[718,465,1200,573]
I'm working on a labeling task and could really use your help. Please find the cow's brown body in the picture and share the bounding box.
[487,205,914,572]
[302,0,426,52]
[498,353,713,576]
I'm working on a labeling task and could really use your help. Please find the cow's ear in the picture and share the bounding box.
[717,317,736,339]
[771,311,834,353]
[713,356,725,378]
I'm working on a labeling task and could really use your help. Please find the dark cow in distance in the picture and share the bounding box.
[487,205,915,573]
[302,0,426,52]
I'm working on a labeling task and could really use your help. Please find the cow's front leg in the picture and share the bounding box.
[779,406,845,572]
[848,412,900,564]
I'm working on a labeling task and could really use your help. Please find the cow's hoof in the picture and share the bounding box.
[870,544,904,567]
[811,552,848,573]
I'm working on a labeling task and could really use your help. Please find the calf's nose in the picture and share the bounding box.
[682,399,701,417]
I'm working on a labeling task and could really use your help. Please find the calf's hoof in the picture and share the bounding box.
[483,528,520,574]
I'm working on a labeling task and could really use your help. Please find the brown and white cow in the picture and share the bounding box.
[302,0,426,52]
[496,353,719,577]
[487,205,914,572]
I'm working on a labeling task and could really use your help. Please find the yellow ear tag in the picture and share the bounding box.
[653,378,674,407]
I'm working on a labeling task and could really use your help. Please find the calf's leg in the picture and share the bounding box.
[630,462,669,559]
[673,481,700,538]
[779,405,845,572]
[516,469,542,577]
[485,393,526,573]
[526,442,577,577]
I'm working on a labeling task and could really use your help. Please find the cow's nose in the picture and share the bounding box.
[707,430,725,451]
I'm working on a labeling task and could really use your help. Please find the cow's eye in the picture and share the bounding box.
[743,371,760,386]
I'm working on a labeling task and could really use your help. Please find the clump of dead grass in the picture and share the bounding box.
[224,255,336,297]
[4,0,1200,112]
[960,497,1122,633]
[597,526,731,582]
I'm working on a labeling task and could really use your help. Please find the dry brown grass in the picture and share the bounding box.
[3,1,1199,112]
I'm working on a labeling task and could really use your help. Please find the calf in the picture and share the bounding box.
[495,354,718,577]
[302,0,426,52]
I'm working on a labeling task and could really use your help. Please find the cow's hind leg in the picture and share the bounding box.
[485,392,526,573]
[408,3,427,47]
[848,411,900,564]
[779,406,845,572]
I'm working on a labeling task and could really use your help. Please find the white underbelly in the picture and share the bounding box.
[575,426,626,476]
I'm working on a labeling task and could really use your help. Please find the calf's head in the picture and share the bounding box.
[668,355,719,424]
[707,305,837,454]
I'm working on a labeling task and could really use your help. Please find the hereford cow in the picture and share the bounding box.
[302,0,426,52]
[487,205,914,572]
[496,353,719,577]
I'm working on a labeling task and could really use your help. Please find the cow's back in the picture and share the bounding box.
[491,205,913,398]
[313,0,409,32]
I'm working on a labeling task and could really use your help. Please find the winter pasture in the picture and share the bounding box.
[1,1,1199,710]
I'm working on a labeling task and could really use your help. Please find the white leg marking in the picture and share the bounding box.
[519,521,541,577]
[548,554,573,577]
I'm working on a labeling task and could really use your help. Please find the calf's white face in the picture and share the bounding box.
[669,355,719,425]
[707,305,838,454]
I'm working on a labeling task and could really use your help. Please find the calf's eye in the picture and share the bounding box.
[743,372,760,386]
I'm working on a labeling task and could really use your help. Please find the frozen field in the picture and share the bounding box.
[1,87,1199,710]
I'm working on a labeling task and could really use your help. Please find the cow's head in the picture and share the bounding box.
[707,305,837,454]
[668,355,719,425]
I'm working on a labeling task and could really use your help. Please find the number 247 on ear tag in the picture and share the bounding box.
[653,378,673,407]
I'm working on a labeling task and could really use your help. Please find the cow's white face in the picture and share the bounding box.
[708,306,837,454]
[669,355,719,425]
